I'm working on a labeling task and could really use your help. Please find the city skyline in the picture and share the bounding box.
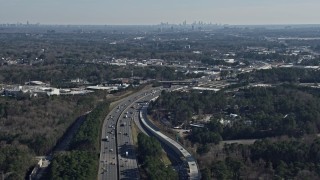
[1,0,320,25]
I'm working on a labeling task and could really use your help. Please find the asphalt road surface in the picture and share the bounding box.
[98,87,163,180]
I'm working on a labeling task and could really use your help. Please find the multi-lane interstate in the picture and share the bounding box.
[98,85,200,180]
[98,87,162,180]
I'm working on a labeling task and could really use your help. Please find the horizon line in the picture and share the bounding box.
[1,22,320,27]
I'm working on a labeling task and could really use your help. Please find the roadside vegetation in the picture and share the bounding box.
[0,92,105,178]
[137,133,178,180]
[0,145,34,180]
[70,101,109,151]
[149,73,320,179]
[48,84,150,179]
[50,151,97,180]
[49,101,109,179]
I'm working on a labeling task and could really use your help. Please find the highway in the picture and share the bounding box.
[129,86,200,180]
[98,84,201,180]
[139,105,200,180]
[117,102,139,180]
[98,87,162,180]
[99,105,119,180]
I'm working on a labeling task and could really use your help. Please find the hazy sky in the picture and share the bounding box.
[1,0,320,25]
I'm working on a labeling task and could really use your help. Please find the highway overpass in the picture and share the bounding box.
[159,80,198,88]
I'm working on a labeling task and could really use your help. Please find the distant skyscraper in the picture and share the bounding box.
[183,20,187,26]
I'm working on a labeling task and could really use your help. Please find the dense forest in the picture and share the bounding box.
[137,133,178,180]
[149,85,320,143]
[201,138,320,179]
[238,68,320,84]
[50,151,97,180]
[49,101,110,179]
[0,144,34,180]
[0,93,104,153]
[0,91,106,178]
[149,82,320,179]
[0,64,202,86]
[70,101,110,151]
